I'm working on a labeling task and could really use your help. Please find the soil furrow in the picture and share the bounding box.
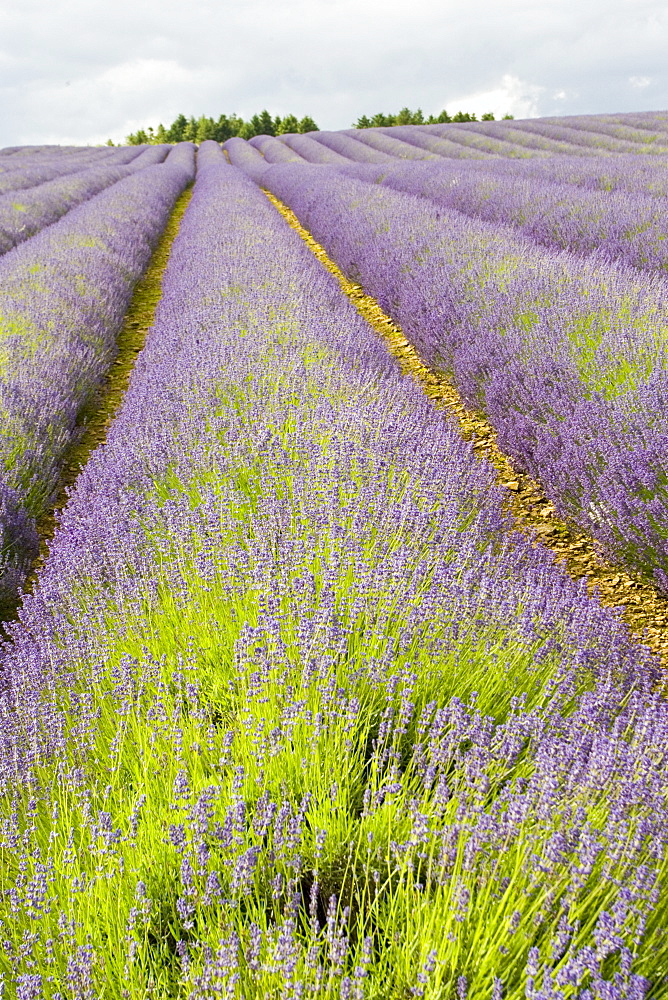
[26,185,194,591]
[264,187,668,668]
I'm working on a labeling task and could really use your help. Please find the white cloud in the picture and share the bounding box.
[0,0,666,145]
[443,75,544,121]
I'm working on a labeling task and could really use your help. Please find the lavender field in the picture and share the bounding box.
[0,113,667,999]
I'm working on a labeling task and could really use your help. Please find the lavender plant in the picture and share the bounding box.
[0,143,194,614]
[0,143,666,998]
[339,128,436,160]
[478,118,668,155]
[248,135,305,164]
[0,145,146,196]
[363,125,505,160]
[309,130,395,163]
[255,162,668,588]
[330,157,668,277]
[413,153,668,198]
[277,132,352,165]
[0,158,152,257]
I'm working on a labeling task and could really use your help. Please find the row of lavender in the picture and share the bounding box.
[234,158,668,592]
[0,144,147,194]
[0,145,170,256]
[228,110,668,169]
[228,137,668,276]
[0,143,194,615]
[332,157,668,277]
[0,142,666,997]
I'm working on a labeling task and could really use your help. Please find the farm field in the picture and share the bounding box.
[0,112,667,998]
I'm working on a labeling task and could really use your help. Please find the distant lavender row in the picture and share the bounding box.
[336,128,436,160]
[242,111,668,168]
[0,141,665,997]
[0,145,170,257]
[358,124,521,159]
[333,157,668,276]
[0,143,194,613]
[410,151,668,198]
[0,144,146,195]
[257,162,668,589]
[248,134,304,163]
[419,114,668,156]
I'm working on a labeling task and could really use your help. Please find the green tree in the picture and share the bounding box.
[248,110,276,137]
[195,116,217,143]
[502,113,515,120]
[277,113,300,134]
[395,107,424,125]
[126,128,148,145]
[238,120,256,140]
[166,114,188,142]
[154,123,169,143]
[452,110,477,122]
[298,115,318,133]
[211,115,234,142]
[182,116,198,142]
[369,112,391,127]
[481,112,495,121]
[354,114,371,129]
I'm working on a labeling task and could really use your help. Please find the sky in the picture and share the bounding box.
[0,0,666,147]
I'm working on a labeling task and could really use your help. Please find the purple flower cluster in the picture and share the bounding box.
[1,142,667,995]
[256,161,668,587]
[0,143,193,612]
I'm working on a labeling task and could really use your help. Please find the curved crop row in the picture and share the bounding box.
[0,145,170,257]
[278,131,352,164]
[0,142,666,998]
[486,118,668,154]
[0,144,145,195]
[255,162,668,590]
[433,152,668,198]
[333,156,668,277]
[248,134,305,163]
[310,129,395,163]
[0,143,194,614]
[341,127,436,160]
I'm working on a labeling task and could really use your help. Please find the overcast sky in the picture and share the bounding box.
[0,0,666,147]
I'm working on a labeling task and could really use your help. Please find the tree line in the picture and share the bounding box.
[125,112,319,145]
[354,107,514,128]
[123,107,514,145]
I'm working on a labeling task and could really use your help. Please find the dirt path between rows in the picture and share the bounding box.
[264,188,668,669]
[24,185,194,593]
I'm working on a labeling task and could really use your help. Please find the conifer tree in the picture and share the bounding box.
[277,114,300,134]
[166,114,188,142]
[298,115,318,133]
